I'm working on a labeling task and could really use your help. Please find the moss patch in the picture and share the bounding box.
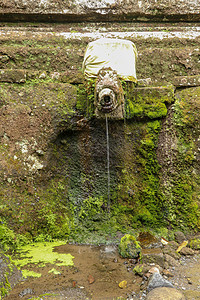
[118,234,141,258]
[125,85,174,120]
[14,241,74,268]
[22,270,42,278]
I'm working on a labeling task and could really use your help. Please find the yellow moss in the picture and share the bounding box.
[22,270,42,278]
[14,241,74,268]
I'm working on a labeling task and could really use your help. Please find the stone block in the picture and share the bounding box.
[0,69,26,83]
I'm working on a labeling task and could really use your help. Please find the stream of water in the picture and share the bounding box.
[105,115,110,212]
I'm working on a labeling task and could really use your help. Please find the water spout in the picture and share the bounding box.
[95,68,125,119]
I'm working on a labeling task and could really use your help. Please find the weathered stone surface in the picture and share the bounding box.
[146,287,185,300]
[163,243,180,260]
[0,25,199,83]
[147,272,174,292]
[164,254,179,267]
[0,69,26,83]
[173,75,200,88]
[0,251,22,296]
[142,249,165,268]
[0,83,77,179]
[179,247,195,256]
[137,231,158,248]
[0,0,199,22]
[174,231,186,244]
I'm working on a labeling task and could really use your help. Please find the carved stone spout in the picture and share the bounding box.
[94,68,124,119]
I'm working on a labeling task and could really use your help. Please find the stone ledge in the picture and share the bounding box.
[0,69,84,84]
[0,0,199,22]
[173,75,200,88]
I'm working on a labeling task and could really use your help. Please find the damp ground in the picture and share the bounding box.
[5,242,200,300]
[7,243,143,300]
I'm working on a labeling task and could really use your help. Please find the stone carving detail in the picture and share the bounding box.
[94,68,124,119]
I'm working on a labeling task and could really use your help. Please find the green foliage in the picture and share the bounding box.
[189,239,200,250]
[0,217,28,252]
[0,274,11,298]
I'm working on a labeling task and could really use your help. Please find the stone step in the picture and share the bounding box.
[0,45,199,82]
[0,24,199,46]
[0,24,199,83]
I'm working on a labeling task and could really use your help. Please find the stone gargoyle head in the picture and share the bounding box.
[94,67,125,119]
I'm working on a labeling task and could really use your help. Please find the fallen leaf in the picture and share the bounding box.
[119,280,127,289]
[176,240,188,253]
[88,274,95,284]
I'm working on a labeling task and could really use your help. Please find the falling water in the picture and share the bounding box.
[105,115,110,212]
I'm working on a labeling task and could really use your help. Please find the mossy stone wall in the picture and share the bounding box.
[0,23,199,245]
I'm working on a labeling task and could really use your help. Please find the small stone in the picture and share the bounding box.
[187,277,192,284]
[39,72,46,79]
[179,247,195,256]
[119,280,127,289]
[148,267,160,274]
[36,150,44,156]
[162,270,174,278]
[51,72,60,80]
[72,280,77,287]
[164,254,179,267]
[19,288,34,297]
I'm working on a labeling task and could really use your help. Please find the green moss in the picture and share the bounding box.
[0,217,28,251]
[133,264,144,276]
[159,87,200,229]
[22,270,42,278]
[76,79,95,119]
[0,274,11,298]
[189,239,200,250]
[125,85,174,120]
[14,241,74,268]
[118,234,141,258]
[48,268,61,275]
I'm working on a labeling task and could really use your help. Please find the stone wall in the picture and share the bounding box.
[0,8,200,243]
